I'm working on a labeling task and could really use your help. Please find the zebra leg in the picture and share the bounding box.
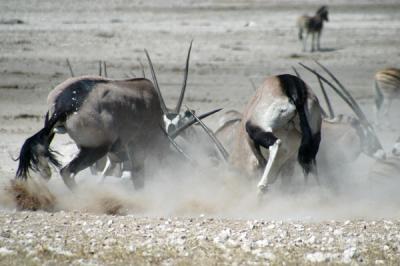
[60,145,109,190]
[311,33,316,52]
[317,31,321,51]
[303,32,309,52]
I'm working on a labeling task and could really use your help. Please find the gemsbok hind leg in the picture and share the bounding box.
[60,145,109,190]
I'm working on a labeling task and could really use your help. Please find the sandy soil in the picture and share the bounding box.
[1,0,400,264]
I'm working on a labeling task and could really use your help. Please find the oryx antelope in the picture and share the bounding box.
[299,61,385,167]
[227,74,323,194]
[92,42,222,178]
[374,67,400,126]
[15,74,219,190]
[297,6,329,52]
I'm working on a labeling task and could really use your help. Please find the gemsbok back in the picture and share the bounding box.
[297,6,329,52]
[374,67,400,126]
[228,74,323,195]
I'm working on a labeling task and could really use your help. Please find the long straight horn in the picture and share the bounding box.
[300,63,383,148]
[144,49,168,114]
[314,60,363,116]
[175,40,193,114]
[291,66,328,117]
[169,108,222,139]
[312,61,370,124]
[317,75,335,118]
[299,63,359,117]
[185,107,229,162]
[313,60,383,146]
[66,58,74,77]
[292,66,301,78]
[159,125,196,165]
[138,57,145,78]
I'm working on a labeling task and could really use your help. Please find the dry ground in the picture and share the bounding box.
[0,0,400,264]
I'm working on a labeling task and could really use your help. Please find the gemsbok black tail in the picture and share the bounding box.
[16,112,61,179]
[279,74,321,174]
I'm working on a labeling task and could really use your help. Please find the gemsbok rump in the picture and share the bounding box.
[297,6,329,52]
[228,74,323,195]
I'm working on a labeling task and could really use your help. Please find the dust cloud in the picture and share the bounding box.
[1,133,400,221]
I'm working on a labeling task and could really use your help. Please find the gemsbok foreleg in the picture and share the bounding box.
[60,145,109,189]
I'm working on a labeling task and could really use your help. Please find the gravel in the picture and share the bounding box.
[0,211,399,265]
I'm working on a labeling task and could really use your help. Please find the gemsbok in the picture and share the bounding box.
[91,42,222,178]
[15,54,220,190]
[227,74,323,195]
[299,62,385,161]
[297,6,329,52]
[374,67,400,126]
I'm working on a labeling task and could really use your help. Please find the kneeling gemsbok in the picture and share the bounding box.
[230,74,323,194]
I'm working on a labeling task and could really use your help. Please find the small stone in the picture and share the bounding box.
[0,247,16,256]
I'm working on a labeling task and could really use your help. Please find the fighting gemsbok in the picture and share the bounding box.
[228,74,323,195]
[15,47,221,190]
[374,67,400,126]
[295,62,385,187]
[297,6,329,52]
[300,61,385,161]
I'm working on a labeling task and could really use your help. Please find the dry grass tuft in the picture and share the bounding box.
[98,196,125,215]
[7,179,56,211]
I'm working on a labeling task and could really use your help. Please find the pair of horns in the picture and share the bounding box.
[144,41,193,115]
[161,107,228,164]
[65,59,108,78]
[299,61,383,150]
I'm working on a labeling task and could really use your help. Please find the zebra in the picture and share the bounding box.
[297,6,329,52]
